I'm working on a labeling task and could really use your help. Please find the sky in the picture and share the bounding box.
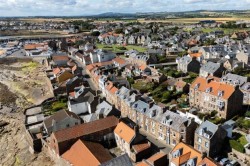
[0,0,250,16]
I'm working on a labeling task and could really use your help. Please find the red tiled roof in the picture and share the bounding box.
[24,43,44,50]
[62,140,113,166]
[198,157,219,166]
[190,77,235,100]
[132,142,151,153]
[72,65,77,72]
[112,57,126,65]
[109,86,118,95]
[105,81,114,91]
[139,65,148,71]
[147,152,167,164]
[189,52,202,58]
[175,80,187,89]
[53,116,119,143]
[114,122,135,143]
[171,142,203,165]
[135,162,150,166]
[69,92,75,98]
[52,55,69,61]
[53,67,61,75]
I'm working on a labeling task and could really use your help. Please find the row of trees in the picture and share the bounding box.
[220,21,247,29]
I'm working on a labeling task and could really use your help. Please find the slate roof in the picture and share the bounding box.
[160,111,189,132]
[240,82,250,92]
[116,86,130,99]
[132,100,150,113]
[44,110,80,129]
[178,56,192,64]
[221,73,247,86]
[81,113,97,123]
[95,101,113,116]
[195,120,218,139]
[200,61,221,74]
[100,154,133,166]
[124,93,139,106]
[145,104,163,121]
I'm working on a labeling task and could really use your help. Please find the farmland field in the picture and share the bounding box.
[138,17,250,24]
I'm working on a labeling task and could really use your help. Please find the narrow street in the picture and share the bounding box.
[139,129,173,156]
[68,55,98,91]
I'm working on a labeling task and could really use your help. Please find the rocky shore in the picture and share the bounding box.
[0,58,54,166]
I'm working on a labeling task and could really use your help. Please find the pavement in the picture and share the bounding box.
[139,129,173,155]
[9,49,26,57]
[68,55,98,91]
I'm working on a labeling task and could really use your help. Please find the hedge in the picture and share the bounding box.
[229,140,245,153]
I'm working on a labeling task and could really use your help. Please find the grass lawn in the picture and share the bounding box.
[236,133,248,146]
[96,44,147,53]
[201,27,250,35]
[132,80,155,93]
[43,98,68,116]
[229,132,248,153]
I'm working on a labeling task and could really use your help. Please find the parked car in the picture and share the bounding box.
[220,158,230,166]
[226,160,240,166]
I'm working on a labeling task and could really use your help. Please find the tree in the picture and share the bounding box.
[233,67,245,75]
[132,28,140,33]
[75,40,85,46]
[48,40,58,52]
[91,31,100,36]
[162,91,171,100]
[115,28,123,34]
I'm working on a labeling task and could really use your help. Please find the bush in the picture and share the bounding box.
[127,77,135,85]
[91,31,100,36]
[210,110,218,117]
[117,46,127,50]
[162,91,171,101]
[229,140,245,153]
[236,117,250,129]
[245,111,250,117]
[115,28,123,34]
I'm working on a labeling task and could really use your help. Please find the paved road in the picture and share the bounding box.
[68,55,98,91]
[140,129,172,155]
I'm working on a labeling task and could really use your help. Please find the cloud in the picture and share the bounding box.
[0,0,248,16]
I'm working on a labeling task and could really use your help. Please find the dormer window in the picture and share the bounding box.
[217,100,225,109]
[205,87,212,93]
[218,90,224,97]
[151,110,156,117]
[194,83,200,90]
[234,80,240,85]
